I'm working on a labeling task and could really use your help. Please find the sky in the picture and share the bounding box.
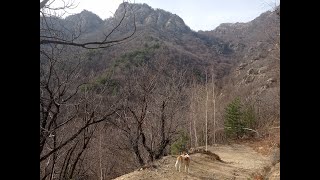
[50,0,280,31]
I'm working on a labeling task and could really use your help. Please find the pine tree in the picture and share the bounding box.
[171,132,189,155]
[224,97,243,139]
[242,104,256,129]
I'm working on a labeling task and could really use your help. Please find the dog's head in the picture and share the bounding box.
[181,151,189,157]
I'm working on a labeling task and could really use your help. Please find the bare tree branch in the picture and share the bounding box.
[40,1,137,49]
[40,0,51,10]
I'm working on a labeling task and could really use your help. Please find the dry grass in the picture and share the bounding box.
[230,121,280,157]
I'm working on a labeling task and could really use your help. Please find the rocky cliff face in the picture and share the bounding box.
[65,10,103,33]
[114,3,191,33]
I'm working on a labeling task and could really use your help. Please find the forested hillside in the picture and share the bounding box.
[40,1,279,179]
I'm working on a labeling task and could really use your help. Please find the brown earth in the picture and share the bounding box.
[113,143,279,180]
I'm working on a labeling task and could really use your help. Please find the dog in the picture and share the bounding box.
[174,151,190,173]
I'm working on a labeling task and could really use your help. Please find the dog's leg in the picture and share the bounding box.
[175,159,178,171]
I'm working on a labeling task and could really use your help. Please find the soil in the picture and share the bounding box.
[113,144,279,180]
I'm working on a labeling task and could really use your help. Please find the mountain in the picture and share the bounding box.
[73,3,241,80]
[65,10,103,33]
[40,3,280,179]
[60,2,279,121]
[199,8,280,53]
[205,8,280,123]
[114,3,191,33]
[41,1,280,136]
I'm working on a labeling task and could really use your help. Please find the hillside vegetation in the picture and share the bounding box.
[40,1,279,179]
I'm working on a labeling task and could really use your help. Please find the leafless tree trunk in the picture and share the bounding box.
[189,119,192,148]
[212,70,216,145]
[205,70,208,151]
[192,79,199,147]
[99,126,103,180]
[189,81,193,148]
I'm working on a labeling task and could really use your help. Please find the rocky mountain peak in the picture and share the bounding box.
[65,10,103,33]
[114,2,191,33]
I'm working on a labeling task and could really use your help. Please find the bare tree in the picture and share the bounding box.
[40,48,120,179]
[108,56,188,165]
[189,112,193,148]
[141,65,188,161]
[98,126,103,180]
[40,1,140,179]
[212,69,216,145]
[191,77,199,147]
[40,0,136,49]
[205,70,209,151]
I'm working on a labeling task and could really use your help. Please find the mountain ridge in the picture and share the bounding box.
[64,3,278,33]
[46,3,279,82]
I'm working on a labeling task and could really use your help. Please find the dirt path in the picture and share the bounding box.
[113,144,278,180]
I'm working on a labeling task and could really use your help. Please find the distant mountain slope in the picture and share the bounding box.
[199,8,280,50]
[58,3,279,121]
[42,1,280,130]
[209,7,280,126]
[65,3,243,80]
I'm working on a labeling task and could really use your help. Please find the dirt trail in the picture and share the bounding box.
[113,144,279,180]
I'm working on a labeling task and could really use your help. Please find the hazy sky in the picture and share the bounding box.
[52,0,280,31]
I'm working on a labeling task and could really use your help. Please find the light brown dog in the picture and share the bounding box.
[175,151,190,173]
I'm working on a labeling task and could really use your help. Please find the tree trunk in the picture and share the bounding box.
[192,81,198,147]
[141,131,154,162]
[212,71,216,145]
[99,127,103,180]
[133,144,144,166]
[189,120,192,148]
[205,71,208,151]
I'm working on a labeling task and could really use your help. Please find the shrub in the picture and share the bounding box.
[170,132,189,155]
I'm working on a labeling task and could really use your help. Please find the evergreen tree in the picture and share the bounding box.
[224,98,258,139]
[171,132,189,155]
[242,104,256,129]
[224,97,244,139]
